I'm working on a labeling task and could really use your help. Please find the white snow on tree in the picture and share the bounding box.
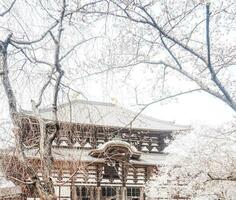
[146,120,236,199]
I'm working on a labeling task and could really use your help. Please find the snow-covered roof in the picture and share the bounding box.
[0,160,22,198]
[0,176,15,189]
[97,140,139,153]
[0,186,22,198]
[32,100,189,132]
[89,140,142,159]
[25,147,167,166]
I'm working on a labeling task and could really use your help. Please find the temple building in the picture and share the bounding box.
[1,100,189,200]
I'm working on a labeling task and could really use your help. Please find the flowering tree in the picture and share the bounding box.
[146,121,236,199]
[81,2,236,197]
[0,0,101,199]
[0,0,235,199]
[83,0,236,112]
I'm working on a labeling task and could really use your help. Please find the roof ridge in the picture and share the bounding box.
[72,99,115,107]
[39,99,115,112]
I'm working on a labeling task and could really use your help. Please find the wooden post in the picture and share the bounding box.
[79,186,82,199]
[96,164,103,200]
[146,166,154,182]
[121,164,128,200]
[116,187,120,200]
[71,185,77,200]
[121,187,127,200]
[140,187,144,200]
[95,186,101,200]
[71,167,77,200]
[90,187,94,200]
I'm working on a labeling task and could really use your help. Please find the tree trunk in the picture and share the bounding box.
[0,37,57,199]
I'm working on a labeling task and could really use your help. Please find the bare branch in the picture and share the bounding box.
[59,37,99,61]
[205,4,236,111]
[35,70,54,108]
[0,0,16,17]
[207,173,236,182]
[11,21,59,45]
[128,88,201,128]
[51,0,66,122]
[141,60,235,111]
[160,34,182,70]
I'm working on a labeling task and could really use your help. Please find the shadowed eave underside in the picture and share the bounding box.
[23,147,168,166]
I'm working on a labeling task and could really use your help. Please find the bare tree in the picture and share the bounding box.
[82,0,236,112]
[0,0,235,199]
[0,0,100,199]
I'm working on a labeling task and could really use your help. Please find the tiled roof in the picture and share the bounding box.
[33,100,190,131]
[89,140,142,159]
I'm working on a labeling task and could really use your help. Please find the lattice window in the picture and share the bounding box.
[127,187,140,198]
[76,187,90,200]
[102,187,116,197]
[103,162,119,180]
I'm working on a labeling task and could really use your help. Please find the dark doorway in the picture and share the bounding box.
[76,186,90,200]
[127,187,141,200]
[101,186,116,200]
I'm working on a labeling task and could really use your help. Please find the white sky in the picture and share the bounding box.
[74,77,235,127]
[79,65,235,127]
[96,93,235,127]
[143,92,235,126]
[0,0,235,129]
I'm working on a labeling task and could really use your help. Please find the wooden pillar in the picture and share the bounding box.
[146,166,154,182]
[140,187,144,200]
[71,167,77,200]
[121,163,128,200]
[79,186,82,199]
[121,187,127,200]
[71,185,77,200]
[116,187,120,200]
[96,186,101,200]
[90,187,94,200]
[96,164,103,200]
